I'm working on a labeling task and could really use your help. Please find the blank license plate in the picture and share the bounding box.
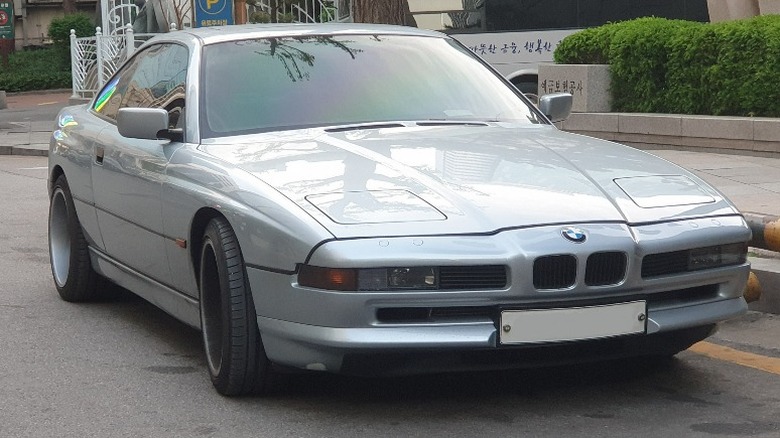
[500,301,647,345]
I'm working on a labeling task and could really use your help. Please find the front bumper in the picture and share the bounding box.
[256,297,745,374]
[249,217,750,374]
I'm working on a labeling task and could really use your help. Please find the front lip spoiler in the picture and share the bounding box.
[258,317,498,350]
[258,297,746,351]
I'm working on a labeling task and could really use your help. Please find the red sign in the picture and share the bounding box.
[0,2,12,40]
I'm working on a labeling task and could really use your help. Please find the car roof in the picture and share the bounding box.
[169,23,446,46]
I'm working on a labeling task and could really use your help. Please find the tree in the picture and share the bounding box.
[162,0,192,30]
[63,0,77,14]
[351,0,416,26]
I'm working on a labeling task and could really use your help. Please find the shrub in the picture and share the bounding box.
[48,13,95,66]
[0,47,72,92]
[48,12,95,46]
[607,18,701,113]
[703,16,780,116]
[553,21,624,64]
[554,15,780,117]
[249,11,272,23]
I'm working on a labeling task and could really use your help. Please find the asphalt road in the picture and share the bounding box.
[1,155,779,438]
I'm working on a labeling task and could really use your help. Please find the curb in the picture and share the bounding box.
[4,89,73,97]
[3,147,48,157]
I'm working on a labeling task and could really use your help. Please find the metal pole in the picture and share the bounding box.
[125,24,134,57]
[69,29,79,100]
[96,27,105,89]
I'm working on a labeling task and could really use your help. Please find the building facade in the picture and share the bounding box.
[10,0,97,49]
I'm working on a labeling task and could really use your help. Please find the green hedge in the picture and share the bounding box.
[0,13,94,92]
[48,13,95,70]
[554,15,780,117]
[0,47,72,92]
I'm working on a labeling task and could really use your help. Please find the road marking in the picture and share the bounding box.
[689,341,780,375]
[37,101,59,106]
[18,167,48,170]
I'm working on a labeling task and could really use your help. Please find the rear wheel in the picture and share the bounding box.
[48,174,103,302]
[199,217,278,396]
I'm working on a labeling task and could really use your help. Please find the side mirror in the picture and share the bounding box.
[117,107,179,140]
[538,92,573,123]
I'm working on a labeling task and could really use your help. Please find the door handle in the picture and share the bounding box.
[95,146,104,165]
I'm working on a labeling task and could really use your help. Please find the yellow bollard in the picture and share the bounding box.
[764,219,780,252]
[743,271,761,303]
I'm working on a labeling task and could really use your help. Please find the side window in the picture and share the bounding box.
[93,43,188,129]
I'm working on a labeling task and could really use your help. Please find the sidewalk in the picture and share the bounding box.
[2,91,780,313]
[0,91,72,156]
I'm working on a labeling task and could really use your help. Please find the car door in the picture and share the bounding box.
[90,43,188,287]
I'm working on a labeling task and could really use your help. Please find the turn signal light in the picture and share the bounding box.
[298,266,357,291]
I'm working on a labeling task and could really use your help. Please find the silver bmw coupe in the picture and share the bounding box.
[48,23,750,395]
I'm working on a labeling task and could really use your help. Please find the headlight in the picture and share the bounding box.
[688,243,747,271]
[298,266,438,291]
[359,267,437,290]
[642,242,748,278]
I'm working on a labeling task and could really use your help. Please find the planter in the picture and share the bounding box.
[537,63,611,113]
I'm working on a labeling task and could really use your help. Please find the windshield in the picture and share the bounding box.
[200,33,543,138]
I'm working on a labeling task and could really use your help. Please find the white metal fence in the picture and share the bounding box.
[70,27,156,100]
[248,0,348,23]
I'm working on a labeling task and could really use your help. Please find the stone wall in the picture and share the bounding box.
[538,64,611,113]
[560,113,780,157]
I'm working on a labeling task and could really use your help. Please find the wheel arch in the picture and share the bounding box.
[190,207,227,280]
[49,165,65,195]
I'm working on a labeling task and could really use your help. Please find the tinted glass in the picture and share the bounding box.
[94,43,188,128]
[201,34,541,138]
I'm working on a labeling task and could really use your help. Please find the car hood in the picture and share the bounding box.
[200,124,737,238]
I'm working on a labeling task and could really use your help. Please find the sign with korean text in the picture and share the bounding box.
[194,0,234,27]
[0,2,14,40]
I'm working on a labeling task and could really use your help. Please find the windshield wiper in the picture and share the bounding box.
[324,122,406,133]
[416,120,489,127]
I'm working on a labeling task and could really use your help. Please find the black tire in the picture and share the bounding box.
[199,217,278,396]
[48,174,103,302]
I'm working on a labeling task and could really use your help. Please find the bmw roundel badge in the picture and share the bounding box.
[561,227,587,243]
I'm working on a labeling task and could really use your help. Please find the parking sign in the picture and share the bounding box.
[194,0,234,27]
